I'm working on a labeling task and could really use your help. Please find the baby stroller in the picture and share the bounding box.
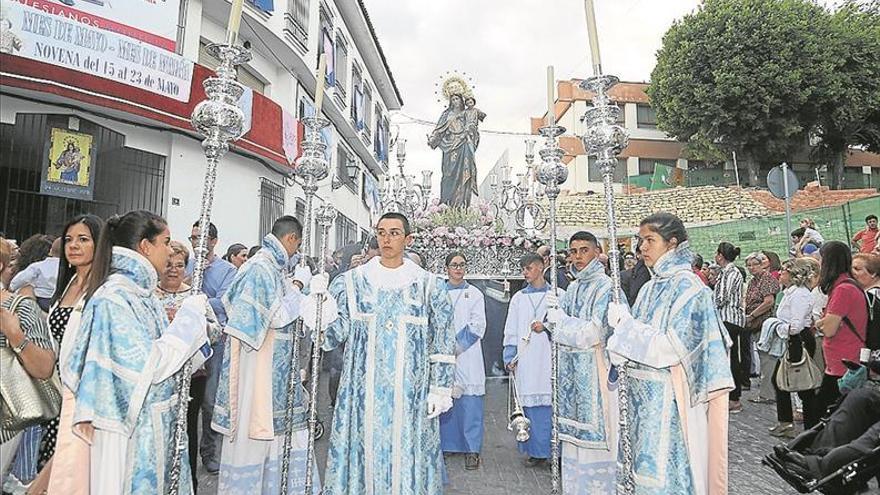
[763,420,880,494]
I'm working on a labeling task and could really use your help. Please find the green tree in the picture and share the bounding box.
[648,0,835,186]
[813,1,880,189]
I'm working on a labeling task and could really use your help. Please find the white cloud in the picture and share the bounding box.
[363,0,701,191]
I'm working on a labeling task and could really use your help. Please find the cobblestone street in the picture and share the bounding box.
[197,377,805,494]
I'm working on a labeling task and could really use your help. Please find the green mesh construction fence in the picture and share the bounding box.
[687,196,880,260]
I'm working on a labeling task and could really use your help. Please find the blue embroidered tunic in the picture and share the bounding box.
[607,243,734,494]
[321,258,455,495]
[63,247,207,495]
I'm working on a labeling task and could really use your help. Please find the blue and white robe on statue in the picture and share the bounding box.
[502,283,565,460]
[554,260,622,494]
[321,257,455,495]
[607,243,734,495]
[439,281,486,454]
[63,247,209,495]
[213,234,317,494]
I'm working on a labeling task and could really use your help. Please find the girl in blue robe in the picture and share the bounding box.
[62,210,210,494]
[607,213,734,494]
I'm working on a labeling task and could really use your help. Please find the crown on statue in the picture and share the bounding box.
[440,75,474,101]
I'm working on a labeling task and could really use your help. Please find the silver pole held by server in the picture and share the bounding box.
[168,41,251,495]
[303,204,337,493]
[536,105,569,494]
[580,1,634,492]
[279,115,331,495]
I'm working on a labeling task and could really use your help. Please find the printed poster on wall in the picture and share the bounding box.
[40,128,96,200]
[2,1,194,102]
[16,0,182,51]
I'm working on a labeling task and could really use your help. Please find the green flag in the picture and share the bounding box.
[651,163,685,190]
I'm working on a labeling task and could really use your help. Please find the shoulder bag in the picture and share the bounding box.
[775,338,823,392]
[0,295,62,432]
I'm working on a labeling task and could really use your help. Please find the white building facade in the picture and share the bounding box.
[0,0,400,254]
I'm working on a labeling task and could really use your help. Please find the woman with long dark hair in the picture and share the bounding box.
[33,214,103,490]
[607,213,734,493]
[814,241,869,421]
[56,210,209,494]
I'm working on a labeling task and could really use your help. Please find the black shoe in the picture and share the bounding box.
[524,457,547,467]
[465,453,480,470]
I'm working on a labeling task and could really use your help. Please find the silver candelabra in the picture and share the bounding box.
[279,115,331,495]
[168,42,251,495]
[535,123,568,495]
[579,74,633,494]
[379,138,432,216]
[489,139,547,233]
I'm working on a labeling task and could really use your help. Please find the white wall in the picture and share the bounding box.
[166,134,276,252]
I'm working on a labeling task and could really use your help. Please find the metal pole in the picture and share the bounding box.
[782,162,793,255]
[280,115,330,494]
[279,177,314,495]
[304,205,337,494]
[579,74,632,494]
[168,42,250,495]
[536,124,568,495]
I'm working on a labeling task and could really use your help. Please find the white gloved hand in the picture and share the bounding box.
[426,392,453,419]
[606,334,627,367]
[546,306,564,325]
[310,273,329,295]
[607,302,632,328]
[300,292,339,331]
[179,293,208,317]
[293,264,313,288]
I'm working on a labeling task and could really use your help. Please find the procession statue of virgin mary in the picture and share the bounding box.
[428,76,485,207]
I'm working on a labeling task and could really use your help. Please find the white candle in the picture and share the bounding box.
[584,0,602,75]
[547,65,555,126]
[398,138,406,156]
[226,0,245,45]
[314,54,327,115]
[489,173,498,187]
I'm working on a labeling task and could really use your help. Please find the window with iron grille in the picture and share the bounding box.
[284,0,310,50]
[335,212,358,248]
[259,178,285,239]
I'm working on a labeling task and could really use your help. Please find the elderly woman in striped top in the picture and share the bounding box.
[714,242,745,413]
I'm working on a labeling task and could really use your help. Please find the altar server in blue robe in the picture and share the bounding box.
[545,231,622,494]
[607,213,734,494]
[439,252,487,470]
[213,215,327,494]
[320,212,456,495]
[63,210,210,494]
[503,252,565,467]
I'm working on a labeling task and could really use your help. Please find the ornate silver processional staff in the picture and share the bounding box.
[578,1,633,493]
[303,204,337,494]
[536,65,569,495]
[280,56,331,495]
[168,3,251,493]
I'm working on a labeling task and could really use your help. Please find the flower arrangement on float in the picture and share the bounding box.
[409,199,543,277]
[411,199,542,250]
